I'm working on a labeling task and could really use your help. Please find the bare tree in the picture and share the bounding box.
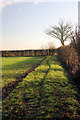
[45,20,73,46]
[41,42,56,50]
[47,41,56,49]
[40,45,47,50]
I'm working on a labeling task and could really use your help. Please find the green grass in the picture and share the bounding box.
[2,56,44,87]
[2,56,80,119]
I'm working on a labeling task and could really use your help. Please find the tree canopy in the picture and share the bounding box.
[45,20,73,46]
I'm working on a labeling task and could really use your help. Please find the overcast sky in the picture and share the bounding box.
[0,0,79,50]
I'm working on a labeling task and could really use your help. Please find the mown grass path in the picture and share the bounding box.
[2,56,80,119]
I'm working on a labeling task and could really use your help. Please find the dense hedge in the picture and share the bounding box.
[57,45,79,79]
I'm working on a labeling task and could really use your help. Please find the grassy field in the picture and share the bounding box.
[2,56,80,119]
[2,56,44,87]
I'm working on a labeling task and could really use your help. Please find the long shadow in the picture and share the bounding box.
[34,58,51,117]
[38,61,50,98]
[2,56,44,70]
[2,57,46,100]
[2,56,80,119]
[52,68,62,71]
[2,56,44,88]
[57,56,80,112]
[2,57,50,119]
[65,75,80,116]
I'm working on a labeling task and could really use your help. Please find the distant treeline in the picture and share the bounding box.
[1,49,54,57]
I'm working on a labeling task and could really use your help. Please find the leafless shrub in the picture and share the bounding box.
[57,45,79,75]
[71,27,80,63]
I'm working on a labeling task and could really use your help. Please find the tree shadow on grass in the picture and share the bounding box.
[2,56,80,119]
[57,57,80,107]
[2,57,46,100]
[2,57,43,71]
[2,59,50,119]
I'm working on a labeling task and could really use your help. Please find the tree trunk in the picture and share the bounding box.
[62,42,64,46]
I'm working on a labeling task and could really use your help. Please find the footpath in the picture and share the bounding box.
[2,56,80,119]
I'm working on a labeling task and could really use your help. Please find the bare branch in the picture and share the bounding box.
[45,20,73,46]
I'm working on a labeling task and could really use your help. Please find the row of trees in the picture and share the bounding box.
[2,49,54,57]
